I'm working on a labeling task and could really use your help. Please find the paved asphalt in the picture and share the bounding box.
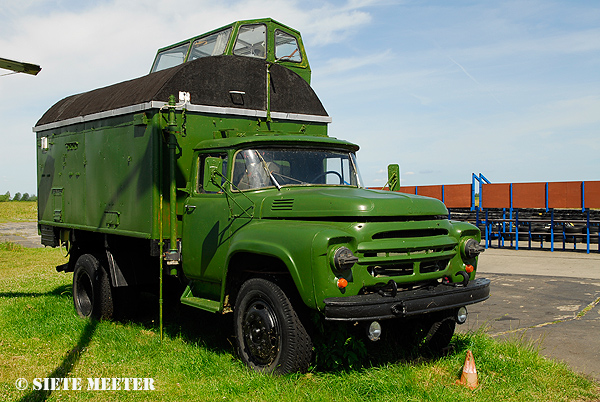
[2,222,599,382]
[459,247,600,383]
[0,221,43,248]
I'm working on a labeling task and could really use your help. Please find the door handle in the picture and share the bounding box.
[184,205,197,213]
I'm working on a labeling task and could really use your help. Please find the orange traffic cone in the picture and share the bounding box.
[457,350,478,390]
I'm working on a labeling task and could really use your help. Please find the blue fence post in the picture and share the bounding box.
[509,206,513,247]
[515,209,519,250]
[587,208,590,254]
[550,209,554,252]
[471,173,477,211]
[485,209,489,249]
[501,208,505,247]
[479,173,491,212]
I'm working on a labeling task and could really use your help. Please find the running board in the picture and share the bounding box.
[180,285,221,313]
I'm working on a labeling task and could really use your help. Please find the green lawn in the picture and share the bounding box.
[0,201,37,223]
[0,203,599,401]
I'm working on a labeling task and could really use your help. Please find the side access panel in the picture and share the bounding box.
[37,132,86,224]
[37,116,157,238]
[83,118,156,236]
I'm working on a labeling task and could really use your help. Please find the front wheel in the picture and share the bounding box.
[422,315,456,353]
[233,278,312,374]
[383,312,456,354]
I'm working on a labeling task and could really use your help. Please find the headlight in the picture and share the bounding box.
[331,247,358,271]
[461,238,485,259]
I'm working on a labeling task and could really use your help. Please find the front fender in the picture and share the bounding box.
[449,220,483,279]
[227,220,334,309]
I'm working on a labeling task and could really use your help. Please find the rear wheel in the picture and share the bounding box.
[72,254,114,319]
[234,278,312,374]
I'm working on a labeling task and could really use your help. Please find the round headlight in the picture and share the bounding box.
[332,247,359,271]
[462,238,485,259]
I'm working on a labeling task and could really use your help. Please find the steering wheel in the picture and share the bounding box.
[311,171,343,184]
[278,48,299,61]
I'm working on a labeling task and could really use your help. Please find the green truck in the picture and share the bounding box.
[35,18,489,374]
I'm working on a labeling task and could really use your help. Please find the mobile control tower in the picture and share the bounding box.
[35,18,489,374]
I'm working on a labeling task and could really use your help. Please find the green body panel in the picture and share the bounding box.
[37,116,156,237]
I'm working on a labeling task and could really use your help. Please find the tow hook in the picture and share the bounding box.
[374,279,398,297]
[443,271,469,287]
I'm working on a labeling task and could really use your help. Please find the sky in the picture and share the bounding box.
[1,0,599,195]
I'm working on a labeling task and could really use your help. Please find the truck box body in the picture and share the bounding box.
[35,56,329,242]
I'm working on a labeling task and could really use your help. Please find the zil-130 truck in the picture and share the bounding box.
[35,18,489,374]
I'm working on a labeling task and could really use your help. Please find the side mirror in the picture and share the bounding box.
[203,157,224,193]
[387,164,400,191]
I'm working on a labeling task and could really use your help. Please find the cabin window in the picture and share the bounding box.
[189,28,232,61]
[233,24,267,59]
[151,43,190,73]
[275,30,301,62]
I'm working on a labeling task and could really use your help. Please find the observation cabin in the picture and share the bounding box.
[150,18,311,84]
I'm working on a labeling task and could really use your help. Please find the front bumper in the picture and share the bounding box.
[324,278,491,321]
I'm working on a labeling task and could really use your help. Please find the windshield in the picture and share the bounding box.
[232,148,363,191]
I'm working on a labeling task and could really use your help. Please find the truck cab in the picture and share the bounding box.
[150,18,311,83]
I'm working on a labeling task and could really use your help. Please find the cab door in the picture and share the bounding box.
[181,152,230,300]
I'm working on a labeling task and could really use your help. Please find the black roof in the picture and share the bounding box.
[36,55,327,127]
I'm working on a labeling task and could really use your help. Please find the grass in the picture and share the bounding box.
[0,201,37,223]
[0,203,599,401]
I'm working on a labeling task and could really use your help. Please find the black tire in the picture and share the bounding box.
[72,254,114,319]
[233,278,312,374]
[422,316,456,353]
[381,318,424,350]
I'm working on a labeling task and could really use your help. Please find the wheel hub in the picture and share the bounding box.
[76,272,94,317]
[242,300,280,365]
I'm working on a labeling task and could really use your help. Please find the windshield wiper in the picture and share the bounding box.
[254,151,282,191]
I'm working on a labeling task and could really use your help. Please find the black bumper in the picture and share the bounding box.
[324,278,491,321]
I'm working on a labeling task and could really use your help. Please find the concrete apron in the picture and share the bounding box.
[458,248,600,382]
[0,221,43,248]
